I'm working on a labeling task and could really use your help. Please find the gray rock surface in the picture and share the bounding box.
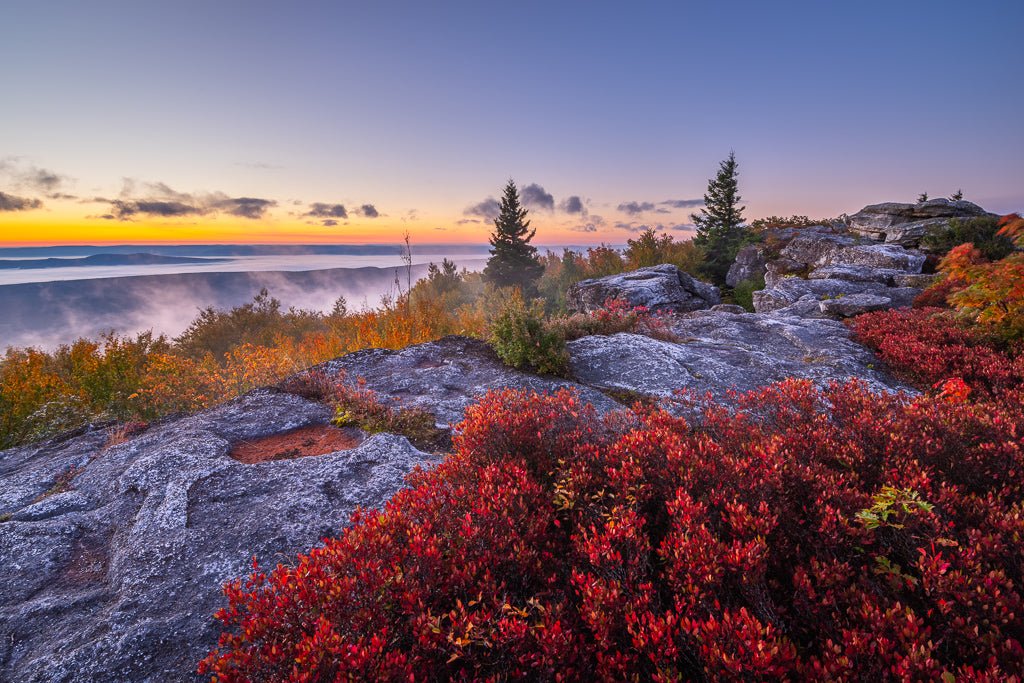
[818,293,894,317]
[316,335,621,425]
[568,310,909,400]
[725,244,769,288]
[567,264,720,314]
[0,389,438,682]
[753,278,888,313]
[752,227,927,318]
[847,199,994,246]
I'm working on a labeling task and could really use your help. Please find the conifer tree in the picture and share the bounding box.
[690,151,746,285]
[483,180,544,294]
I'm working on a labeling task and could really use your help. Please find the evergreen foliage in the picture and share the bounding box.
[482,180,544,294]
[690,152,747,285]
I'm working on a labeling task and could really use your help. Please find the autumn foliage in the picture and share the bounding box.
[917,213,1024,341]
[201,365,1024,680]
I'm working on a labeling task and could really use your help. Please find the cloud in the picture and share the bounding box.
[25,168,66,193]
[48,193,78,200]
[521,183,554,211]
[464,197,500,220]
[0,159,70,193]
[617,201,656,215]
[358,204,379,218]
[213,196,276,219]
[305,202,349,219]
[560,195,586,214]
[321,219,338,227]
[109,199,201,219]
[456,218,481,225]
[0,191,43,211]
[102,181,276,220]
[235,161,283,170]
[660,198,704,209]
[567,213,604,233]
[618,199,704,215]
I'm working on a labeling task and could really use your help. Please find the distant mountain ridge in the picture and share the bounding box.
[0,243,494,258]
[0,253,227,270]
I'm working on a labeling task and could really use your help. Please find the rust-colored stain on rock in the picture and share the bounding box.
[229,424,364,464]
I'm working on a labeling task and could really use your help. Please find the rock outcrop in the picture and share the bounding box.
[0,390,436,682]
[847,198,994,246]
[567,264,720,314]
[0,337,622,682]
[316,335,621,425]
[568,309,909,401]
[752,228,928,319]
[725,243,769,287]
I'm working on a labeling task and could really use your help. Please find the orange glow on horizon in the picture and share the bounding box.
[0,211,626,247]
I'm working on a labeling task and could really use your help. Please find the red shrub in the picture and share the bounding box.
[850,308,1024,402]
[200,381,1024,681]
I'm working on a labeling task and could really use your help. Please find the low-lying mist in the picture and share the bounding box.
[0,259,486,350]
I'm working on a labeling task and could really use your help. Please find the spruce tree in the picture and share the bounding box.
[483,180,544,294]
[690,151,746,285]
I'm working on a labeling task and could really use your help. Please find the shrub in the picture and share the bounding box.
[489,290,569,376]
[919,215,1024,342]
[330,376,446,451]
[200,381,1024,681]
[731,276,765,312]
[280,368,446,451]
[850,307,1023,402]
[547,298,677,343]
[624,228,704,274]
[920,216,1015,260]
[747,215,836,231]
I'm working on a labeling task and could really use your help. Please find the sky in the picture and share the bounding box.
[1,0,1022,246]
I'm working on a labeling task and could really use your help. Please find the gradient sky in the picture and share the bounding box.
[1,0,1021,246]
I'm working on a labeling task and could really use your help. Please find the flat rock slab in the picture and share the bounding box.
[0,390,436,682]
[568,310,909,400]
[317,335,622,426]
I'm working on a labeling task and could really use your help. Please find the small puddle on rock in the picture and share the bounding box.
[229,424,364,464]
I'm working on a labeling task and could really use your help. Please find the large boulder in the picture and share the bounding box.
[779,233,857,268]
[567,310,910,400]
[567,264,720,314]
[847,199,995,246]
[0,390,436,682]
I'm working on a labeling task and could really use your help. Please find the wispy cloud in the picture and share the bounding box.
[464,197,500,220]
[617,200,656,215]
[660,198,704,208]
[102,181,277,220]
[0,191,43,211]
